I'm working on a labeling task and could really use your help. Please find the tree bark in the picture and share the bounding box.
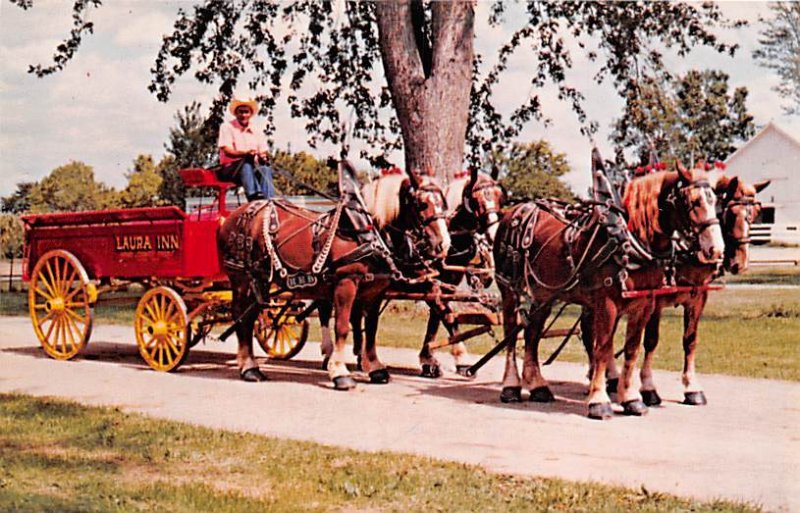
[375,0,475,182]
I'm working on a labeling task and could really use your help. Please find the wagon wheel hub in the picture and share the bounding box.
[148,321,169,337]
[46,297,65,312]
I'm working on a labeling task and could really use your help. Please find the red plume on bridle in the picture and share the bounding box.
[381,166,403,176]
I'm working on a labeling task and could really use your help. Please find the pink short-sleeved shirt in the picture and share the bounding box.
[217,119,268,166]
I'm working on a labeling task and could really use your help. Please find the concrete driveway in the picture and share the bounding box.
[0,316,797,512]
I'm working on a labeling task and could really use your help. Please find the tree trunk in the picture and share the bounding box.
[375,0,474,182]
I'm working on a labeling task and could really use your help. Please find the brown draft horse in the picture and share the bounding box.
[218,162,450,389]
[494,163,724,419]
[595,174,770,406]
[318,167,452,381]
[325,168,504,378]
[417,167,505,377]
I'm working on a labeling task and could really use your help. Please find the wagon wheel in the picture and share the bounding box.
[28,250,96,360]
[254,304,309,360]
[135,287,189,372]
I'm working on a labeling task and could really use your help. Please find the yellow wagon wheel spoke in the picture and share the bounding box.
[29,250,94,361]
[135,287,188,372]
[255,306,309,361]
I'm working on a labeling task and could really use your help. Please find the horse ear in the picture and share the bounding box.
[724,176,740,201]
[490,165,500,180]
[714,174,730,194]
[675,161,692,182]
[407,168,421,189]
[754,180,771,194]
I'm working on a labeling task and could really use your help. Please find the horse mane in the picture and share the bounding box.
[445,177,469,215]
[362,174,405,228]
[622,171,671,244]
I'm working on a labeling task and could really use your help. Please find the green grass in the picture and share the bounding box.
[723,265,800,285]
[0,393,760,513]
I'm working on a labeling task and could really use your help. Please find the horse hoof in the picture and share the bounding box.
[369,369,391,384]
[455,364,472,377]
[420,364,442,379]
[587,402,614,420]
[605,378,619,395]
[621,399,649,416]
[321,356,329,371]
[529,386,555,403]
[333,376,357,391]
[500,386,522,403]
[240,368,267,382]
[641,389,662,407]
[684,391,708,406]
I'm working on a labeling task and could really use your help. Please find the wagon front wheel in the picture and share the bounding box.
[255,308,309,360]
[135,287,189,372]
[28,250,95,360]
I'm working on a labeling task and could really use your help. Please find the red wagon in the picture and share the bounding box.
[20,169,309,371]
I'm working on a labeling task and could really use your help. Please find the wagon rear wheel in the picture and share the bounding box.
[28,250,96,360]
[255,306,309,360]
[135,286,189,372]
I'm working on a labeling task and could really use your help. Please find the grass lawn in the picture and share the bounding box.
[2,281,798,382]
[0,393,761,513]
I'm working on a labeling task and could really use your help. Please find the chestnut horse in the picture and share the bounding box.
[594,174,770,406]
[218,163,449,389]
[417,167,505,377]
[314,167,451,382]
[494,164,724,419]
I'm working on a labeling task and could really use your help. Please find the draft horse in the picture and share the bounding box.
[319,166,452,378]
[417,167,505,377]
[218,162,450,389]
[494,163,724,419]
[596,173,770,406]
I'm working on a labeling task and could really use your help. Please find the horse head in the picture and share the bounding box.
[462,167,505,244]
[624,163,724,263]
[402,168,451,259]
[674,163,726,264]
[717,176,770,274]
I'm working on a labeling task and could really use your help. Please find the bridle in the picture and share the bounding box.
[667,177,720,241]
[463,179,504,232]
[721,194,760,247]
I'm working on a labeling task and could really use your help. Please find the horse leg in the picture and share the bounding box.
[522,304,555,402]
[682,292,709,406]
[351,302,364,371]
[419,307,443,378]
[580,308,619,395]
[231,282,266,382]
[640,307,663,406]
[500,292,522,403]
[617,306,651,416]
[587,296,618,419]
[328,280,357,390]
[451,341,472,376]
[318,301,334,370]
[361,301,390,384]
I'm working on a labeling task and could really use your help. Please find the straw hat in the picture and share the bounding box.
[229,98,258,116]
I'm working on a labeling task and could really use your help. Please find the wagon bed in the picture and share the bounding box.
[20,168,309,372]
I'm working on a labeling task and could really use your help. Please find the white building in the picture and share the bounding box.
[724,122,800,245]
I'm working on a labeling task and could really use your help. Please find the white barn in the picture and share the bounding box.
[724,122,800,244]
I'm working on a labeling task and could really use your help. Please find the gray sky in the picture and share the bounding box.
[1,1,798,198]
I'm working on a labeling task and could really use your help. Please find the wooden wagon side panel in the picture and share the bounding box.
[22,207,188,280]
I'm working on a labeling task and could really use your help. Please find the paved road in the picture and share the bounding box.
[0,316,797,512]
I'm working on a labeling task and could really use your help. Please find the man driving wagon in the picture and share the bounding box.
[217,98,276,201]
